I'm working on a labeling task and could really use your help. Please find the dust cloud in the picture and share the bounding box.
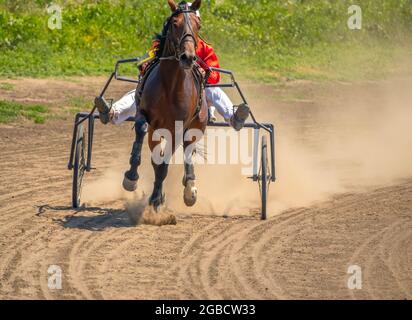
[266,76,412,213]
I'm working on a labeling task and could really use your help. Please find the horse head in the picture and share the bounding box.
[166,0,202,69]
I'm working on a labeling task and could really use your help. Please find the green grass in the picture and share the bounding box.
[0,0,411,82]
[66,96,89,114]
[0,100,49,124]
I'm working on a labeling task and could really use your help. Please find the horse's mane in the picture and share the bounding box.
[154,18,170,58]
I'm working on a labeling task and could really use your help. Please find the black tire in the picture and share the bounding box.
[260,135,268,220]
[72,124,86,208]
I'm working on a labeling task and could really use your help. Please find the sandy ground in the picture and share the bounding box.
[0,75,411,299]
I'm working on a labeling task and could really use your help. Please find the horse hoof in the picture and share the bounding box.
[184,180,197,207]
[123,175,137,192]
[150,193,166,211]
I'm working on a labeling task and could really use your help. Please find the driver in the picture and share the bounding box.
[94,1,250,131]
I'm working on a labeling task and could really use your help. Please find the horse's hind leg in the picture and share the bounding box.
[123,113,148,192]
[183,142,198,207]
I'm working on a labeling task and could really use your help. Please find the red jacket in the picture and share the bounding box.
[150,38,221,84]
[195,39,221,84]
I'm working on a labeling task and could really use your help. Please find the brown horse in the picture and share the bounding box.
[122,0,207,210]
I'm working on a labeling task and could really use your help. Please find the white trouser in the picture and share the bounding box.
[205,87,234,121]
[111,90,137,125]
[110,87,233,125]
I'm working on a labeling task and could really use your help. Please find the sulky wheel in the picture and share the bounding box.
[259,135,269,220]
[72,124,86,208]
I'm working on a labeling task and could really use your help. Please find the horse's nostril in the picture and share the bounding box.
[180,52,195,62]
[180,53,189,62]
[180,53,194,68]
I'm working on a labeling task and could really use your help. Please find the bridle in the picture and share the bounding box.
[160,4,199,62]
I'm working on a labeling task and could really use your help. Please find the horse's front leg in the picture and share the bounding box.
[123,113,148,192]
[147,130,170,211]
[149,159,168,211]
[183,141,198,207]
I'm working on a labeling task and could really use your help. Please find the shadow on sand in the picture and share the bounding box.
[36,204,135,231]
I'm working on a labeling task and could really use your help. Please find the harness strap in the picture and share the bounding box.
[189,61,206,123]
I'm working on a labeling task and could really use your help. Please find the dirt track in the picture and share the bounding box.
[0,77,411,299]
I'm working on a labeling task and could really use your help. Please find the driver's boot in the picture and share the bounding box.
[230,103,250,131]
[94,96,114,125]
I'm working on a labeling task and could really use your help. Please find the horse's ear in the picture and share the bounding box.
[167,0,177,11]
[190,0,202,11]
